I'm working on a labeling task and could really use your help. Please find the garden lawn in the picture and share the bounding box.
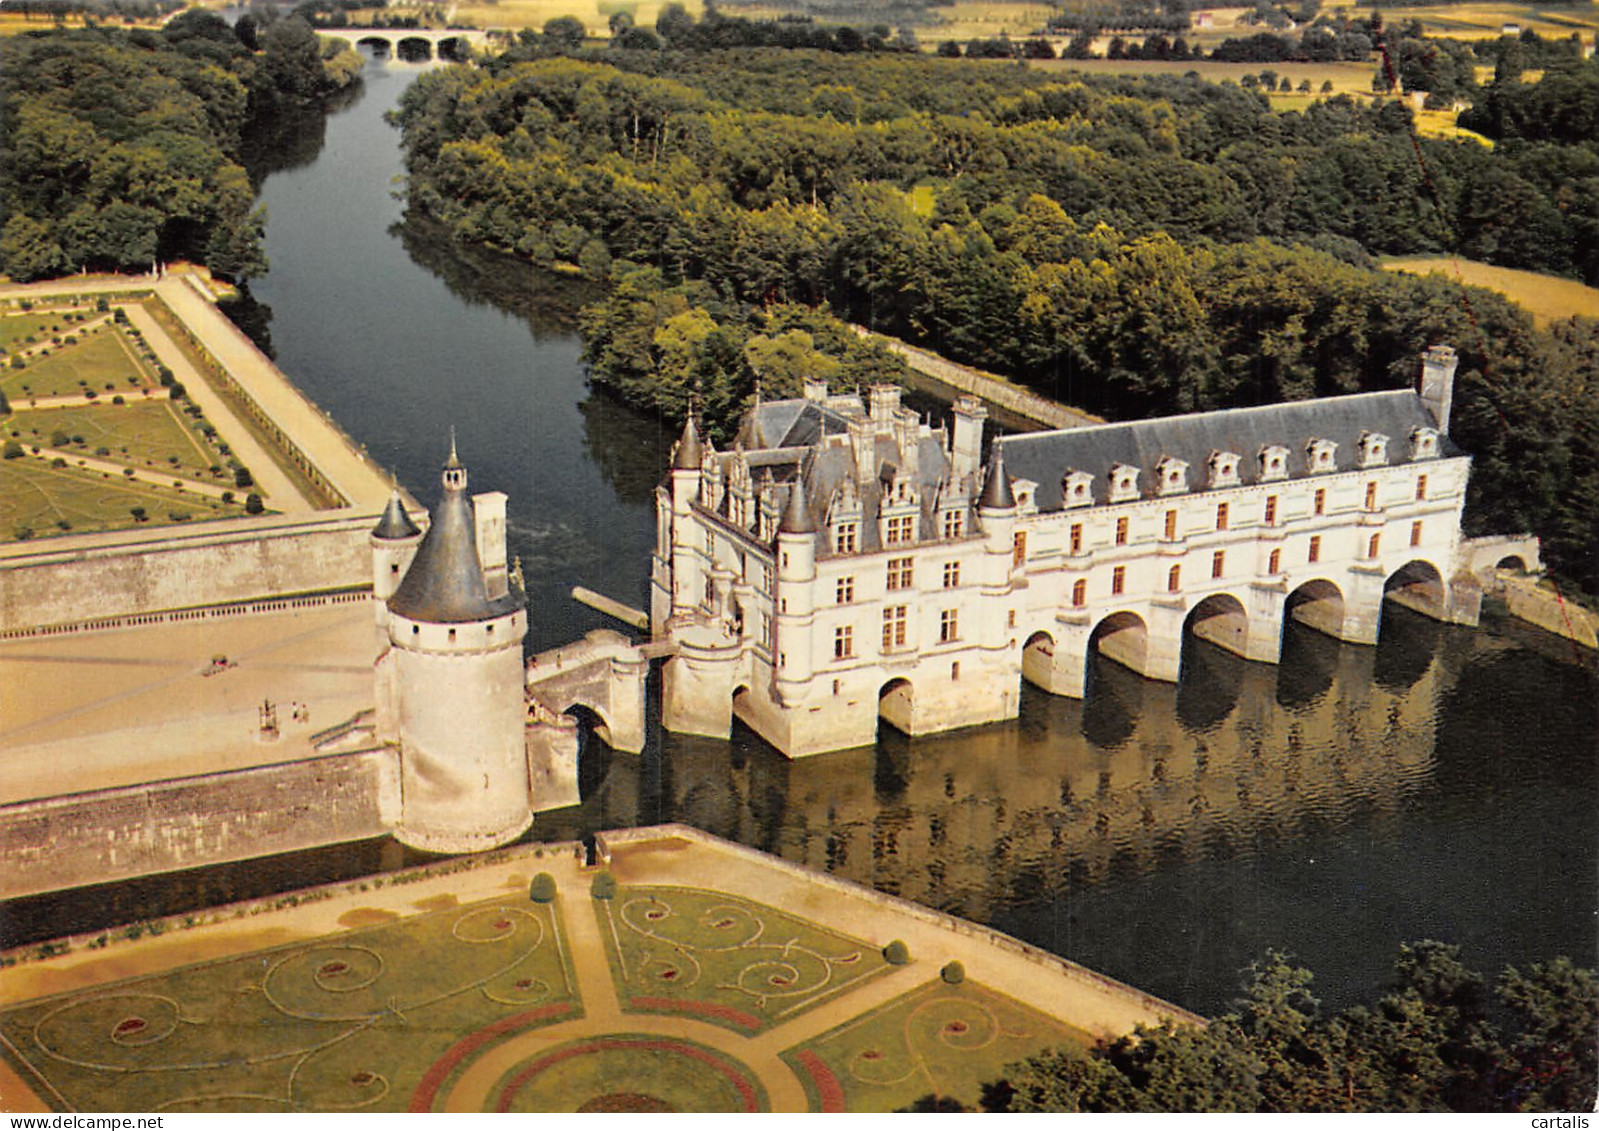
[597,885,891,1033]
[2,325,153,401]
[0,458,246,540]
[0,313,65,353]
[9,401,215,476]
[783,979,1095,1112]
[0,900,579,1113]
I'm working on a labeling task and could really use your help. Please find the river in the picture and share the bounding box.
[16,57,1597,1019]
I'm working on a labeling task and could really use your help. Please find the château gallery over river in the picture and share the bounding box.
[0,48,1593,1052]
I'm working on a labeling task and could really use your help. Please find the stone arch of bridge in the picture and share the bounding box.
[878,677,914,738]
[396,35,434,61]
[1088,609,1150,681]
[1182,591,1249,656]
[1383,557,1448,628]
[1284,577,1347,642]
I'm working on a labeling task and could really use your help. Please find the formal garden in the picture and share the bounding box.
[0,302,257,541]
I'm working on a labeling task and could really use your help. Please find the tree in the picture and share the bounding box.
[543,16,586,52]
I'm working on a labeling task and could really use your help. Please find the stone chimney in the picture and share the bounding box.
[474,491,508,599]
[1419,345,1458,434]
[869,384,901,424]
[803,376,829,403]
[950,396,987,486]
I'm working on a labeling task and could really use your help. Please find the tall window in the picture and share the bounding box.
[942,561,961,588]
[1115,516,1129,546]
[1308,535,1321,564]
[1167,564,1181,593]
[833,625,853,659]
[1364,481,1378,511]
[1164,509,1178,540]
[1416,474,1428,501]
[1072,578,1087,607]
[939,608,959,642]
[887,557,913,590]
[1264,495,1278,525]
[1410,520,1422,547]
[1368,533,1381,559]
[1070,523,1083,555]
[834,522,858,554]
[1268,548,1282,574]
[835,576,854,604]
[942,510,965,539]
[1212,550,1225,578]
[1111,565,1125,595]
[1012,531,1027,568]
[882,606,907,651]
[1313,488,1326,516]
[886,514,914,544]
[1215,502,1229,531]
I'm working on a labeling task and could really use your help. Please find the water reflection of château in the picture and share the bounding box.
[562,604,1469,927]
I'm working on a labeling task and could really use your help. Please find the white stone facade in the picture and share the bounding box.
[652,347,1481,759]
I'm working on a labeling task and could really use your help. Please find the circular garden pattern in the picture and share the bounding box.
[487,1036,767,1113]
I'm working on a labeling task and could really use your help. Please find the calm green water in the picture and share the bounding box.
[9,59,1594,1018]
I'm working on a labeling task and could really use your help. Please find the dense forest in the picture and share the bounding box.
[0,13,362,281]
[395,35,1599,591]
[936,943,1598,1112]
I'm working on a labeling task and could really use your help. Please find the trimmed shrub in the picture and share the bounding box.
[941,960,965,984]
[883,939,911,965]
[590,871,617,900]
[3,441,24,459]
[234,467,253,488]
[244,493,264,514]
[529,873,557,902]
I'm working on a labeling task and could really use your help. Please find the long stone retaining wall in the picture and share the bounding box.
[853,326,1101,431]
[0,749,398,901]
[0,511,376,635]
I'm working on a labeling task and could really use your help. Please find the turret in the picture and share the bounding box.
[370,487,423,741]
[774,472,817,694]
[670,414,704,511]
[385,439,531,854]
[1419,345,1458,434]
[978,441,1019,597]
[668,414,706,616]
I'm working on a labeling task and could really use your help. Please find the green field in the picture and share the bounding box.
[0,458,248,540]
[0,900,579,1113]
[9,401,217,476]
[783,979,1093,1112]
[1383,256,1599,325]
[598,885,891,1033]
[2,326,152,401]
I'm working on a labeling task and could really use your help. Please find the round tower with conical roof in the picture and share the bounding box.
[385,440,531,853]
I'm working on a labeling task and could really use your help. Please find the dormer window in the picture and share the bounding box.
[1156,457,1190,496]
[1208,451,1241,489]
[1410,426,1440,460]
[1108,463,1140,503]
[1062,470,1095,508]
[1307,439,1338,473]
[1259,445,1289,482]
[1358,431,1389,468]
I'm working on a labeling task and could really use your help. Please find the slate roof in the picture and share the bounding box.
[1000,390,1458,510]
[388,472,522,624]
[371,492,421,540]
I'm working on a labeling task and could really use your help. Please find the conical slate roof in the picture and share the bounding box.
[779,475,817,534]
[672,415,703,470]
[978,442,1015,509]
[371,490,421,540]
[387,453,522,625]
